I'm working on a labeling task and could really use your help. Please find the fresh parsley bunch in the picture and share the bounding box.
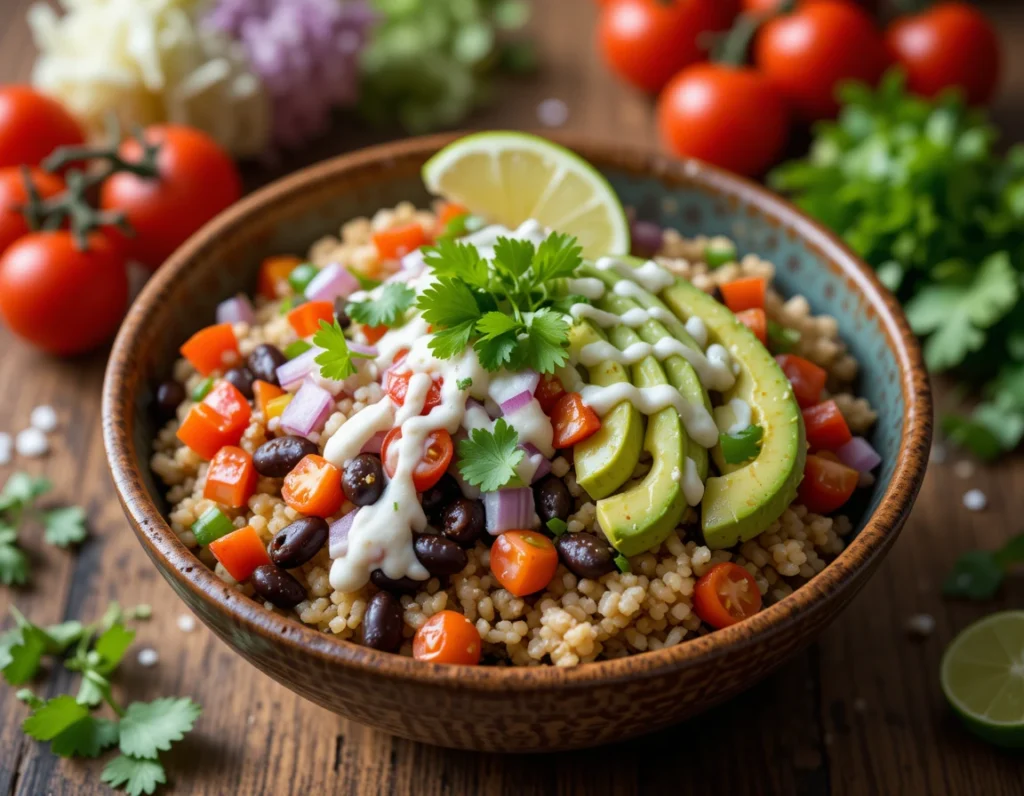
[417,232,584,373]
[770,71,1024,458]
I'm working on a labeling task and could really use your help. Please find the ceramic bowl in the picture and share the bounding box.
[103,133,932,752]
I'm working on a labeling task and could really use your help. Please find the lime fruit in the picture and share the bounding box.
[422,131,630,259]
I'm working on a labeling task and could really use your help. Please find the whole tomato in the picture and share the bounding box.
[742,0,878,12]
[0,86,85,170]
[100,125,242,270]
[0,231,128,355]
[754,0,890,120]
[598,0,739,93]
[657,63,790,177]
[0,167,64,256]
[887,2,1001,106]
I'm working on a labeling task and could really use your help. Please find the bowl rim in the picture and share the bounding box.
[103,131,932,691]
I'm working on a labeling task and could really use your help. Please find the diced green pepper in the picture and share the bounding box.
[546,517,567,537]
[191,507,235,546]
[767,321,801,354]
[720,424,765,465]
[284,340,312,359]
[614,554,631,573]
[288,263,319,294]
[191,376,215,402]
[704,241,737,268]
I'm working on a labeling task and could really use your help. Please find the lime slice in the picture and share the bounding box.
[940,611,1024,748]
[422,131,630,258]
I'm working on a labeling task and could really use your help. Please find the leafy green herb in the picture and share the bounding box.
[457,419,524,492]
[614,554,631,574]
[312,319,357,381]
[283,340,312,360]
[546,518,567,537]
[102,755,167,796]
[719,425,764,465]
[43,507,87,547]
[767,320,800,354]
[347,283,416,328]
[943,533,1024,600]
[456,377,473,390]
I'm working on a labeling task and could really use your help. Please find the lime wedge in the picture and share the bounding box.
[940,611,1024,748]
[422,132,630,258]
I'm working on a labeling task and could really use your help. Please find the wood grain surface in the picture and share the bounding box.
[1,1,1022,794]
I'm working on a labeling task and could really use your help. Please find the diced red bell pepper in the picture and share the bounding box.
[775,354,827,409]
[202,380,251,437]
[802,400,853,451]
[551,392,601,449]
[204,446,258,509]
[797,453,859,514]
[720,277,766,313]
[373,223,428,260]
[287,301,334,338]
[180,323,240,376]
[208,526,271,582]
[735,308,767,345]
[362,324,388,344]
[177,403,241,460]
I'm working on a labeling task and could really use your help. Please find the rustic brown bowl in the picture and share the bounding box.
[103,133,932,752]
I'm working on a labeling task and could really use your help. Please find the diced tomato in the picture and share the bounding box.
[720,276,766,313]
[176,403,242,460]
[373,222,428,261]
[381,427,453,493]
[180,323,240,376]
[797,453,859,514]
[735,308,767,345]
[202,380,251,436]
[287,300,334,338]
[258,255,301,300]
[535,373,566,415]
[282,454,343,518]
[693,562,763,629]
[204,446,257,509]
[802,400,852,451]
[253,379,285,418]
[208,526,271,582]
[436,202,468,227]
[385,370,443,415]
[775,354,827,408]
[551,393,601,449]
[412,610,481,665]
[489,530,559,597]
[362,324,388,344]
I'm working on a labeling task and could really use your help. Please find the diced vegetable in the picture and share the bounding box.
[720,424,764,465]
[488,370,540,407]
[176,403,241,460]
[490,530,559,597]
[191,507,235,547]
[522,443,551,483]
[360,431,386,456]
[328,509,358,558]
[190,376,215,402]
[704,241,737,268]
[253,380,285,418]
[412,610,482,665]
[361,324,389,344]
[208,525,271,582]
[180,323,240,376]
[767,320,800,353]
[482,488,535,535]
[287,301,334,338]
[775,354,827,408]
[693,562,763,629]
[720,277,766,313]
[279,381,333,438]
[735,308,767,345]
[535,373,566,414]
[304,262,359,303]
[347,341,378,359]
[283,340,313,360]
[276,345,319,389]
[201,381,251,437]
[203,446,258,509]
[802,400,853,451]
[373,222,428,261]
[381,428,453,492]
[282,454,343,517]
[216,294,255,326]
[551,393,601,449]
[797,453,859,514]
[287,263,319,294]
[265,394,292,420]
[258,255,301,299]
[385,370,443,414]
[836,436,882,473]
[435,201,468,232]
[546,517,567,536]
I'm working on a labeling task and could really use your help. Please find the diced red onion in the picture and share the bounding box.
[347,341,378,358]
[522,443,551,483]
[276,347,320,391]
[483,487,536,535]
[280,380,333,437]
[399,247,426,276]
[329,509,358,558]
[837,437,882,473]
[305,262,360,302]
[216,295,255,325]
[484,399,502,419]
[631,220,664,257]
[500,390,534,416]
[360,431,385,456]
[488,370,540,406]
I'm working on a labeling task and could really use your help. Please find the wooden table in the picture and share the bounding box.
[1,2,1022,794]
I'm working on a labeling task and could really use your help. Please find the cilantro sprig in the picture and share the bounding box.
[347,282,416,327]
[457,419,524,493]
[942,533,1024,600]
[312,319,367,381]
[417,232,583,374]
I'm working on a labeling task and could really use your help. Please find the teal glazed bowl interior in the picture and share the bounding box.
[103,133,931,752]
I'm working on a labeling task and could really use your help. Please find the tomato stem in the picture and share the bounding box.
[713,0,796,67]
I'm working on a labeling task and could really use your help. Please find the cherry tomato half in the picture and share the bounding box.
[535,374,566,415]
[412,610,482,665]
[797,453,859,514]
[0,167,64,256]
[0,86,85,170]
[385,370,444,415]
[693,562,763,629]
[551,393,602,449]
[381,427,454,493]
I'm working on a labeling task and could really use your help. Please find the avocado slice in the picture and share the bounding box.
[659,278,806,549]
[570,322,644,499]
[591,320,688,557]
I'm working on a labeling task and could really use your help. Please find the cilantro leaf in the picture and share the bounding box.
[0,530,29,586]
[51,715,120,759]
[43,506,87,547]
[23,695,90,741]
[312,319,356,381]
[0,623,48,685]
[457,419,524,492]
[492,237,535,278]
[519,309,570,374]
[346,283,416,327]
[423,239,489,287]
[417,276,482,330]
[429,321,478,361]
[102,756,167,796]
[943,533,1024,600]
[456,377,473,390]
[474,332,518,372]
[943,404,1024,461]
[0,472,51,513]
[44,620,85,652]
[532,232,583,283]
[76,670,110,708]
[118,697,202,760]
[476,312,521,340]
[94,623,136,674]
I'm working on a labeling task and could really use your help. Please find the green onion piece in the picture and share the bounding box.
[720,424,765,465]
[704,241,737,268]
[191,376,215,402]
[546,517,567,537]
[284,340,313,360]
[767,320,801,354]
[348,268,381,291]
[288,263,319,294]
[614,554,631,574]
[191,508,235,546]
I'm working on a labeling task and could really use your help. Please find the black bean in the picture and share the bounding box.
[534,476,573,523]
[413,534,467,577]
[247,343,287,386]
[370,569,421,595]
[334,296,351,330]
[269,517,328,569]
[421,474,461,524]
[253,436,318,478]
[251,564,307,609]
[441,499,485,547]
[224,366,255,399]
[361,591,403,652]
[154,381,185,420]
[555,534,616,580]
[342,454,385,506]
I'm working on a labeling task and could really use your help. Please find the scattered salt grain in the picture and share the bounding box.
[137,648,159,667]
[962,489,987,512]
[30,405,58,433]
[929,443,947,465]
[0,433,11,466]
[536,98,569,128]
[953,459,975,479]
[906,613,936,638]
[177,614,197,633]
[15,428,48,458]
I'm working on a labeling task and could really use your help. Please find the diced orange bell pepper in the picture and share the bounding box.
[551,393,602,449]
[253,380,285,418]
[202,380,251,437]
[208,525,271,582]
[282,454,343,518]
[735,308,767,345]
[361,324,388,344]
[204,446,258,509]
[177,403,242,460]
[180,323,240,376]
[720,277,766,314]
[258,255,301,300]
[287,301,334,338]
[372,222,428,261]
